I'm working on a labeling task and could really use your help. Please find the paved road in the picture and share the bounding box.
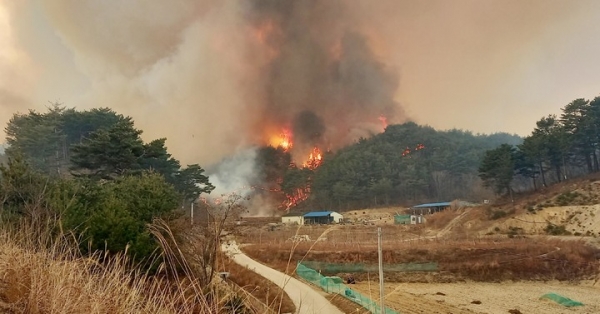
[222,242,343,314]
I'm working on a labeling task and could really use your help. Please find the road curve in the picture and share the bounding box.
[222,242,343,314]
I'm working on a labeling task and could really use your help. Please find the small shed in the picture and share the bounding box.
[304,211,343,224]
[281,214,304,225]
[409,202,451,215]
[394,214,425,225]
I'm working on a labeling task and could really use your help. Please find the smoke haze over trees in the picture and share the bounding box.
[3,1,600,165]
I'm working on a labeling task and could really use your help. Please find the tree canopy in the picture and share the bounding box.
[2,106,215,264]
[278,121,522,210]
[479,95,600,198]
[4,105,214,203]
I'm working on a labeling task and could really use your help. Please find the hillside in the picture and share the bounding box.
[424,172,600,246]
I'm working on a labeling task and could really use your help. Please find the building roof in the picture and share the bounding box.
[412,202,452,208]
[304,211,334,218]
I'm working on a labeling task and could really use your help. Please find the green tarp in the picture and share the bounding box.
[540,293,584,307]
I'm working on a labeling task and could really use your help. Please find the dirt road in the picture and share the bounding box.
[222,242,343,314]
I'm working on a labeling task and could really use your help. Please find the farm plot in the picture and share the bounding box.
[351,281,600,314]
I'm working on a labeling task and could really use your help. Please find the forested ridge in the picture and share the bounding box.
[275,122,522,211]
[315,123,522,208]
[479,96,600,199]
[5,96,600,259]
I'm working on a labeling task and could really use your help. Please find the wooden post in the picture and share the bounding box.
[378,227,384,314]
[190,202,194,225]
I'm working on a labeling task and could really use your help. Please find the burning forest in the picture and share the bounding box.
[204,0,406,215]
[248,0,403,160]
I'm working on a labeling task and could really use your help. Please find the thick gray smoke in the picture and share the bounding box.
[4,1,600,166]
[206,148,258,200]
[248,0,403,158]
[0,0,403,165]
[5,0,600,214]
[292,110,325,146]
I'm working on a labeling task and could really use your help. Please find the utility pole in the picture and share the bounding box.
[190,202,194,225]
[378,227,384,314]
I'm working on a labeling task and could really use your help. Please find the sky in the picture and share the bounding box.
[2,0,600,165]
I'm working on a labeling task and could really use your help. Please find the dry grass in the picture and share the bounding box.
[243,230,600,282]
[0,220,255,314]
[219,256,295,313]
[424,209,462,230]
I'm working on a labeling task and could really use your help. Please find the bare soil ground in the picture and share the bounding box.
[351,281,600,314]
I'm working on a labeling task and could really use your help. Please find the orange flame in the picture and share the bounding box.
[270,128,293,151]
[303,147,323,170]
[402,143,425,157]
[378,114,388,130]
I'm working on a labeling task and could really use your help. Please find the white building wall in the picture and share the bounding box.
[282,216,304,225]
[330,212,343,223]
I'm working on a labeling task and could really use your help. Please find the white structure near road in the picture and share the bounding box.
[281,214,304,225]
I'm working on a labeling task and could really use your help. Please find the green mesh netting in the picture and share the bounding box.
[302,261,438,273]
[394,214,412,224]
[540,293,584,307]
[296,262,398,314]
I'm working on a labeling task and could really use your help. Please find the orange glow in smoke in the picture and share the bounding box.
[263,128,327,210]
[252,19,280,60]
[270,128,293,151]
[378,114,388,130]
[330,39,342,61]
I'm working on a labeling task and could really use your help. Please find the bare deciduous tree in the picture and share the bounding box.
[151,193,245,288]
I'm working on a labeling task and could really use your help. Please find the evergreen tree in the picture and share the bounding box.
[478,144,516,200]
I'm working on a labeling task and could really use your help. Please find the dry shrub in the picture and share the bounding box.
[244,236,600,282]
[425,209,461,230]
[220,256,295,314]
[0,220,246,314]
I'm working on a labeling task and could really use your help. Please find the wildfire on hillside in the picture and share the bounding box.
[235,1,405,213]
[402,143,426,157]
[303,147,323,170]
[270,128,293,152]
[378,115,388,130]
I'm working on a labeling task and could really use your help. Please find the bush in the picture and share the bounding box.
[58,172,179,262]
[555,191,581,206]
[544,224,571,236]
[489,210,507,220]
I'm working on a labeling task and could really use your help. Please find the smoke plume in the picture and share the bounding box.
[3,0,600,181]
[0,0,406,166]
[247,0,402,159]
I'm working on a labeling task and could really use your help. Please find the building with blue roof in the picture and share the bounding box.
[303,211,343,224]
[409,202,452,215]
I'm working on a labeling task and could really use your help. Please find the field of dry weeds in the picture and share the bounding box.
[231,176,600,313]
[237,213,600,313]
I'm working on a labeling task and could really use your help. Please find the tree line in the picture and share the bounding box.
[479,97,600,198]
[0,105,214,264]
[261,122,522,211]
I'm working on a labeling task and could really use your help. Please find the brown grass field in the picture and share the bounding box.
[236,220,600,313]
[240,224,599,282]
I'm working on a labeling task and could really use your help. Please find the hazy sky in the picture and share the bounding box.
[2,0,600,164]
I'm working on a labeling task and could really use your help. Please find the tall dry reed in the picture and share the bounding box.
[0,218,248,314]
